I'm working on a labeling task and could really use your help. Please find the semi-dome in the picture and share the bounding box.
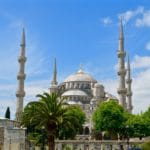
[62,89,87,97]
[64,68,97,83]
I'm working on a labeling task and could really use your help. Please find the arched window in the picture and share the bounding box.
[84,127,90,135]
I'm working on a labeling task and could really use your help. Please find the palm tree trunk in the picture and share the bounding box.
[48,135,55,150]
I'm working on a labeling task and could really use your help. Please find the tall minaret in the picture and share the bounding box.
[117,19,127,109]
[49,58,58,94]
[16,28,26,122]
[126,56,133,113]
[51,58,57,86]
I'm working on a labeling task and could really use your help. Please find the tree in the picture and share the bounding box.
[125,111,150,140]
[142,107,150,136]
[58,105,86,139]
[92,100,126,139]
[27,128,48,150]
[5,107,10,119]
[21,92,85,150]
[125,107,150,139]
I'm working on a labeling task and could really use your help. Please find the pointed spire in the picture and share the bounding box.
[21,28,25,47]
[119,17,124,40]
[118,17,125,52]
[51,58,57,86]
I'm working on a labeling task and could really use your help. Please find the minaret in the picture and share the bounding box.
[51,58,57,86]
[126,56,133,113]
[117,19,127,109]
[16,28,26,122]
[49,58,58,94]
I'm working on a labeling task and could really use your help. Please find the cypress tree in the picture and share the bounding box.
[5,107,10,119]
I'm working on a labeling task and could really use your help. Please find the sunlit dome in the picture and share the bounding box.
[62,89,88,97]
[64,67,97,83]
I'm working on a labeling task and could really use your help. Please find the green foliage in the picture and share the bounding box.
[93,100,126,135]
[62,145,72,150]
[21,92,85,150]
[126,114,148,138]
[125,107,150,139]
[5,107,10,119]
[141,141,150,150]
[21,92,68,150]
[27,128,48,149]
[58,105,86,139]
[142,107,150,136]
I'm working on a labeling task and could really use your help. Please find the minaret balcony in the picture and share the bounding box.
[17,74,26,79]
[126,79,132,83]
[117,51,126,57]
[117,69,126,75]
[127,91,132,96]
[16,91,25,97]
[117,88,127,94]
[18,56,26,62]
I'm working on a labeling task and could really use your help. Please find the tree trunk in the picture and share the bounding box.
[48,135,55,150]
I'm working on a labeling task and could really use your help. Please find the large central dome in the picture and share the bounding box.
[64,68,97,83]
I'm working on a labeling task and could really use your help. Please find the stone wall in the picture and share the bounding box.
[55,140,144,150]
[0,118,26,150]
[0,127,4,150]
[3,128,25,150]
[27,140,144,150]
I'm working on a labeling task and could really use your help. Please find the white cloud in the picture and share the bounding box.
[132,68,150,113]
[103,79,117,96]
[101,17,112,25]
[131,55,150,69]
[135,10,150,27]
[118,6,144,24]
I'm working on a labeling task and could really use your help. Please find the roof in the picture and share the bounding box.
[64,68,97,83]
[62,89,88,97]
[105,92,118,100]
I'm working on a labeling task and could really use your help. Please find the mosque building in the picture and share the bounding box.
[15,19,133,137]
[48,19,133,136]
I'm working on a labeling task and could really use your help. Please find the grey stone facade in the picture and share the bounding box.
[0,118,25,150]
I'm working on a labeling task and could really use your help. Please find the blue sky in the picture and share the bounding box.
[0,0,150,118]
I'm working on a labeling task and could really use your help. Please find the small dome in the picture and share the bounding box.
[105,92,118,100]
[62,89,87,97]
[64,68,97,83]
[94,83,103,88]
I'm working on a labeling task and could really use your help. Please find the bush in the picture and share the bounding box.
[141,141,150,150]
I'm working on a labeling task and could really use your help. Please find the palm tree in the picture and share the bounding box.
[21,92,69,150]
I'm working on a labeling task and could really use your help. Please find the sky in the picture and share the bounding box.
[0,0,150,119]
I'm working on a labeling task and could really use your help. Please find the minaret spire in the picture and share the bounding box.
[117,19,127,109]
[126,55,133,113]
[16,28,26,122]
[51,58,57,86]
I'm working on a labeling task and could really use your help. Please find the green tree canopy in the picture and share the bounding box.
[5,107,10,119]
[58,105,86,139]
[126,107,150,138]
[92,100,127,137]
[126,114,148,139]
[21,92,85,150]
